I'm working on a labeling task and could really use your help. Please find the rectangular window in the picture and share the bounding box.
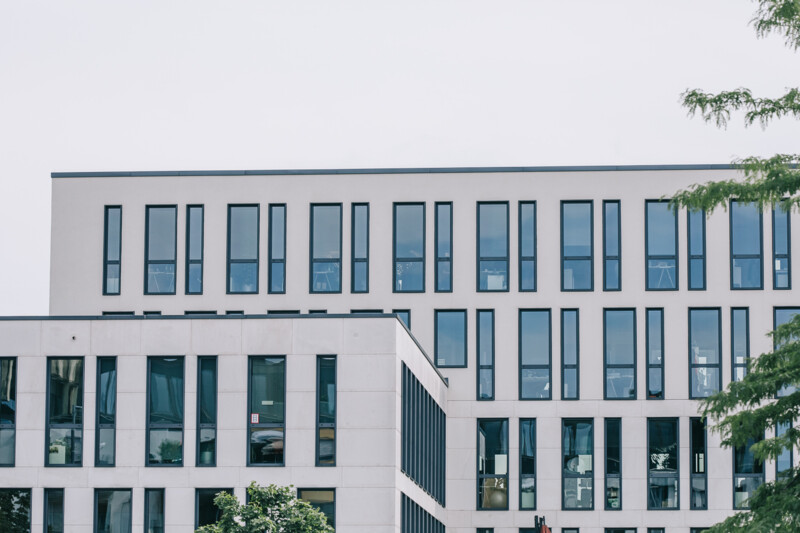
[145,488,165,533]
[435,202,452,292]
[317,355,336,466]
[268,204,286,294]
[604,309,636,400]
[734,436,764,509]
[196,488,232,528]
[478,418,508,510]
[248,356,286,465]
[603,200,621,290]
[310,204,342,293]
[351,203,369,293]
[186,205,204,294]
[563,530,579,533]
[477,529,494,533]
[0,489,30,530]
[690,417,708,510]
[648,418,679,510]
[146,356,184,466]
[393,309,411,329]
[561,201,593,291]
[732,308,749,382]
[44,488,64,533]
[394,203,425,292]
[689,308,722,399]
[773,202,791,289]
[477,310,495,400]
[730,200,763,289]
[94,489,132,533]
[478,202,509,291]
[144,205,177,294]
[562,418,593,510]
[688,209,707,290]
[46,357,84,466]
[95,357,116,467]
[520,418,536,510]
[776,420,793,480]
[435,310,467,368]
[227,204,259,294]
[774,307,800,397]
[561,309,579,400]
[0,358,16,466]
[520,309,551,400]
[298,488,336,529]
[519,201,537,291]
[605,418,622,510]
[103,206,122,295]
[646,309,664,400]
[197,356,217,467]
[646,200,678,290]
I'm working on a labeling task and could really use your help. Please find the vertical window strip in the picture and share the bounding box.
[731,308,750,382]
[561,201,594,291]
[604,418,622,510]
[687,209,707,290]
[689,308,722,399]
[351,203,369,293]
[477,310,495,400]
[144,205,178,295]
[0,358,16,466]
[561,309,579,400]
[645,200,678,290]
[603,200,621,291]
[197,356,217,467]
[103,206,122,295]
[247,356,286,466]
[44,488,64,533]
[316,355,337,466]
[268,204,286,294]
[647,418,679,510]
[520,418,536,510]
[144,488,165,533]
[646,309,664,400]
[435,202,452,292]
[435,309,467,368]
[730,200,764,289]
[477,418,509,510]
[776,420,793,480]
[477,202,509,291]
[733,436,764,509]
[46,357,84,467]
[519,309,552,400]
[310,204,342,293]
[185,205,204,294]
[603,309,637,400]
[690,417,708,510]
[519,201,537,291]
[95,357,116,467]
[227,204,260,294]
[146,357,184,466]
[772,202,791,289]
[562,418,593,510]
[393,203,426,292]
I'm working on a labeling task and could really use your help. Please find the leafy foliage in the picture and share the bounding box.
[195,483,334,533]
[0,489,31,533]
[682,87,800,128]
[752,0,800,49]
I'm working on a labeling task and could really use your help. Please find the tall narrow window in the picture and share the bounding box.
[144,205,177,294]
[195,488,232,528]
[44,488,64,533]
[145,488,165,533]
[435,310,467,368]
[477,419,508,510]
[94,489,132,533]
[477,202,509,291]
[734,436,764,509]
[773,202,791,289]
[645,200,678,290]
[394,203,425,292]
[46,357,83,466]
[227,205,259,294]
[435,202,452,292]
[186,205,204,294]
[352,203,369,293]
[298,488,336,529]
[776,420,793,480]
[561,201,593,291]
[477,310,495,401]
[248,356,286,465]
[310,204,342,293]
[562,418,593,510]
[146,356,184,466]
[604,309,636,400]
[646,309,664,400]
[690,417,708,510]
[689,308,722,399]
[95,357,116,467]
[561,309,579,400]
[519,201,537,291]
[774,307,800,397]
[730,200,763,289]
[0,358,16,466]
[688,209,706,290]
[648,418,679,510]
[103,206,122,295]
[197,356,217,467]
[732,308,750,382]
[520,309,551,400]
[520,418,536,510]
[268,204,286,294]
[605,418,621,510]
[317,355,336,466]
[603,200,621,291]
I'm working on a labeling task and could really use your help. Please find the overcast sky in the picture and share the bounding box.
[1,1,799,315]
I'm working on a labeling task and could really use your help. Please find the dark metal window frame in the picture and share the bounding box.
[45,356,84,467]
[561,417,594,511]
[477,309,495,401]
[434,309,468,368]
[519,201,537,292]
[351,203,369,293]
[195,488,232,530]
[603,200,621,291]
[690,416,708,510]
[476,417,509,511]
[561,308,580,400]
[519,309,552,401]
[561,200,594,292]
[196,356,217,467]
[645,199,679,291]
[316,354,337,467]
[646,308,665,400]
[604,417,622,510]
[688,308,722,400]
[434,202,452,293]
[309,203,343,294]
[393,202,426,293]
[145,356,185,467]
[268,203,286,294]
[729,200,764,290]
[226,204,260,294]
[95,356,116,467]
[144,205,178,295]
[476,201,509,293]
[103,205,122,295]
[247,355,286,467]
[731,307,750,382]
[0,357,16,466]
[647,417,680,511]
[519,418,537,510]
[94,488,132,533]
[185,204,204,295]
[772,202,792,290]
[144,487,165,533]
[603,308,637,401]
[687,209,707,290]
[43,487,64,533]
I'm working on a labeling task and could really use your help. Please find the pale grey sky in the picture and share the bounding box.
[1,0,798,315]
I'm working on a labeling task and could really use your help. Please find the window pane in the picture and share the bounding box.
[648,476,678,509]
[148,428,182,464]
[605,259,620,290]
[732,308,749,374]
[270,262,285,293]
[229,262,258,293]
[0,359,16,425]
[732,201,761,255]
[147,207,176,261]
[395,204,424,258]
[478,311,493,366]
[435,311,466,367]
[520,311,550,366]
[249,426,284,464]
[647,310,662,365]
[97,358,116,426]
[735,438,763,474]
[649,419,678,473]
[606,419,621,475]
[312,205,341,259]
[520,201,536,292]
[647,368,662,398]
[479,260,508,291]
[395,261,423,291]
[478,420,508,475]
[47,427,82,465]
[478,203,508,257]
[521,259,535,291]
[149,358,184,424]
[48,358,83,424]
[732,257,762,288]
[689,258,705,288]
[97,428,115,466]
[145,490,164,533]
[479,369,493,400]
[563,259,591,290]
[436,261,451,291]
[691,418,706,474]
[691,309,720,364]
[198,358,216,425]
[689,210,704,255]
[196,489,231,527]
[198,428,216,466]
[604,202,620,256]
[562,203,592,257]
[106,207,121,261]
[605,310,634,365]
[436,203,451,258]
[229,206,258,260]
[249,357,285,423]
[0,429,15,464]
[45,489,64,533]
[563,477,593,509]
[647,201,676,255]
[298,489,336,528]
[270,205,285,260]
[562,311,578,365]
[147,264,175,294]
[95,489,131,533]
[647,258,676,289]
[563,420,593,473]
[188,206,203,261]
[318,357,336,425]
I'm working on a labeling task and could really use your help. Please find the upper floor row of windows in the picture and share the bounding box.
[102,200,791,296]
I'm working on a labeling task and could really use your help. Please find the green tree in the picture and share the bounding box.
[0,489,31,533]
[670,2,800,532]
[195,482,334,533]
